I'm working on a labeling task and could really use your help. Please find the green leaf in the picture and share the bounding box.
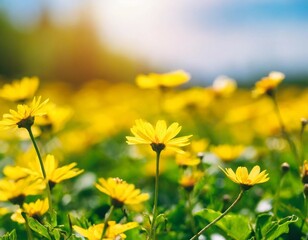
[196,208,251,240]
[28,216,52,240]
[255,213,298,240]
[51,228,61,240]
[0,229,17,240]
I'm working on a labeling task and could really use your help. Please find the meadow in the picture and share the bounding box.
[0,71,307,240]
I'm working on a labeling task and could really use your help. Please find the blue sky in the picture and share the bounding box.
[1,0,308,83]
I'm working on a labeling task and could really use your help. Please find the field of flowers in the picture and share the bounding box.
[0,71,307,240]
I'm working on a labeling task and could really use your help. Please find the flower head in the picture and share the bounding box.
[95,177,149,208]
[176,152,201,167]
[136,70,190,89]
[0,77,39,102]
[0,96,49,130]
[220,165,269,190]
[12,154,84,189]
[252,71,285,97]
[126,119,192,154]
[11,198,49,224]
[73,221,138,240]
[211,75,237,97]
[179,170,204,191]
[211,144,245,162]
[0,177,45,205]
[35,103,73,133]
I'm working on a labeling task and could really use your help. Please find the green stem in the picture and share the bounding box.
[148,150,162,240]
[24,214,34,240]
[271,93,300,165]
[300,122,306,164]
[26,127,53,213]
[273,173,286,217]
[189,190,244,240]
[187,191,197,234]
[100,205,114,240]
[300,194,307,232]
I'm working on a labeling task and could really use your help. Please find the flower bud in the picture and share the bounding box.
[281,162,290,174]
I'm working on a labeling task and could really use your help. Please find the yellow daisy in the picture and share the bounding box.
[176,152,201,167]
[252,71,285,97]
[73,221,138,240]
[0,177,45,205]
[211,75,237,97]
[179,170,204,191]
[22,154,84,189]
[220,165,269,190]
[11,198,49,224]
[126,119,192,154]
[136,70,190,89]
[35,103,73,133]
[95,177,149,208]
[211,144,245,162]
[0,77,39,102]
[0,96,49,130]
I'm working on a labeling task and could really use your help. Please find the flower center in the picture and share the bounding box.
[17,116,34,129]
[150,143,165,153]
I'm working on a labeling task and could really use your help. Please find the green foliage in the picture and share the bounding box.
[195,208,252,240]
[0,230,17,240]
[254,213,298,240]
[28,217,52,240]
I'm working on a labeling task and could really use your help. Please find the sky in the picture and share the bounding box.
[1,0,308,83]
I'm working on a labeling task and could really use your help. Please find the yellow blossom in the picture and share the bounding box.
[73,221,138,240]
[126,119,192,154]
[211,144,245,162]
[176,152,201,167]
[220,165,269,190]
[0,177,45,205]
[211,75,237,97]
[11,198,49,224]
[35,103,73,133]
[252,71,285,97]
[95,177,149,208]
[179,170,204,191]
[23,154,83,188]
[136,70,190,89]
[190,139,209,155]
[0,77,39,102]
[0,96,49,130]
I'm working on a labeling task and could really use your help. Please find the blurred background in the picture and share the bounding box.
[0,0,307,86]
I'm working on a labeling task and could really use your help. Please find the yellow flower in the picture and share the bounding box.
[0,177,45,205]
[73,221,138,240]
[95,177,149,208]
[35,103,73,133]
[126,119,192,154]
[11,198,49,224]
[220,165,269,190]
[252,71,285,97]
[22,154,84,188]
[300,160,308,184]
[211,144,245,162]
[211,75,237,97]
[0,77,39,102]
[136,70,190,89]
[176,152,201,167]
[190,139,209,155]
[179,170,204,191]
[0,96,49,130]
